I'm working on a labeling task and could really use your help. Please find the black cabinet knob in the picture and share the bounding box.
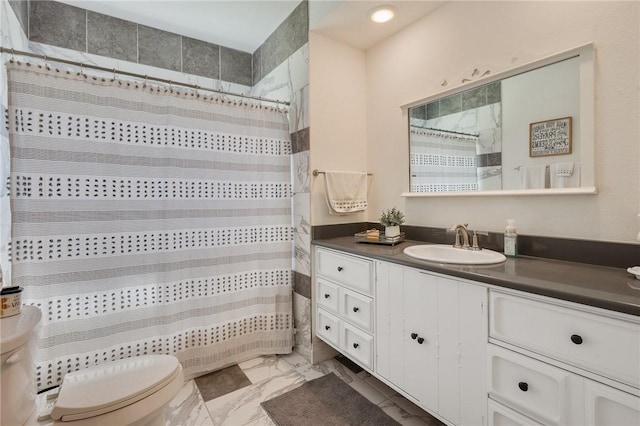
[411,332,418,340]
[353,307,359,312]
[324,293,330,299]
[518,382,529,392]
[353,343,359,349]
[570,334,583,345]
[337,266,343,272]
[417,337,425,344]
[325,325,330,330]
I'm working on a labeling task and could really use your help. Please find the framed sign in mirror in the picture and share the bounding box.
[402,43,596,197]
[529,117,572,157]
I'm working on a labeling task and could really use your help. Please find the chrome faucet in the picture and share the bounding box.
[450,223,470,249]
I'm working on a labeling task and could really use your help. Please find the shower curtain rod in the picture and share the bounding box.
[410,124,479,138]
[0,47,290,107]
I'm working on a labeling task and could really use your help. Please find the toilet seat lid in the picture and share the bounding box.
[51,355,181,422]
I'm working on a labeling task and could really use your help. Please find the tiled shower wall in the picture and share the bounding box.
[2,0,313,360]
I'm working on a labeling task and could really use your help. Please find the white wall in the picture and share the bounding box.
[365,1,639,243]
[309,32,368,226]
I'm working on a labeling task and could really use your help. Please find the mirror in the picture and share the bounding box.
[405,44,595,196]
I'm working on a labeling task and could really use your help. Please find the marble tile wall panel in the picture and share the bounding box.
[29,0,86,52]
[138,25,181,72]
[8,0,27,35]
[253,0,308,83]
[292,292,311,361]
[87,11,137,63]
[220,46,252,86]
[182,37,220,80]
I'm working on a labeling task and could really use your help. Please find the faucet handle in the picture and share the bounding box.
[454,230,463,248]
[471,230,488,250]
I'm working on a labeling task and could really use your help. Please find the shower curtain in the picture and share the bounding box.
[6,62,293,392]
[409,127,478,192]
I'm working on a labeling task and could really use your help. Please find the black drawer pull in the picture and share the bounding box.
[325,325,330,330]
[337,266,344,272]
[417,337,425,344]
[518,382,529,392]
[353,343,359,349]
[410,332,418,340]
[324,293,330,299]
[353,307,359,312]
[570,334,583,345]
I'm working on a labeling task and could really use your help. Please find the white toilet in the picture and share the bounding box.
[1,305,42,426]
[1,306,184,426]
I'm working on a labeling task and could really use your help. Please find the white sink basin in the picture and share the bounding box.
[403,244,506,265]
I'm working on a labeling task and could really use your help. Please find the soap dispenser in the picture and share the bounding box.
[504,219,518,257]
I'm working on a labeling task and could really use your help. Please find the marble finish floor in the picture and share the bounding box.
[165,353,445,426]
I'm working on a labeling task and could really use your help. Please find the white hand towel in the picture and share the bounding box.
[519,165,548,189]
[324,170,368,214]
[550,162,580,188]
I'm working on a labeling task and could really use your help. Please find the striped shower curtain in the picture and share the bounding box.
[409,127,479,192]
[6,62,293,392]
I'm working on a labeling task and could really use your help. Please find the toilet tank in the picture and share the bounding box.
[1,305,42,426]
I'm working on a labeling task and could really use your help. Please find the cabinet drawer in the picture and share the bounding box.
[488,399,544,426]
[340,287,373,333]
[317,309,340,347]
[317,279,339,313]
[490,291,640,388]
[316,248,372,295]
[488,344,583,426]
[342,322,373,370]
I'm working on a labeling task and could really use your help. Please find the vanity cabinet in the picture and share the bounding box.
[376,261,487,426]
[488,289,640,426]
[315,248,374,369]
[313,244,640,426]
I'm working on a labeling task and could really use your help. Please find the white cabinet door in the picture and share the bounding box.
[376,261,487,424]
[456,280,488,426]
[404,268,439,413]
[375,261,405,386]
[437,275,487,426]
[584,379,640,426]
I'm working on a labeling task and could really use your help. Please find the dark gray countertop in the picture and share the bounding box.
[313,237,640,317]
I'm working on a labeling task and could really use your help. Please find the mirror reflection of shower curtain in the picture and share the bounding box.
[6,62,293,392]
[410,127,478,192]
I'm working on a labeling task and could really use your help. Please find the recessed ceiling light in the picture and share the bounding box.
[370,6,396,23]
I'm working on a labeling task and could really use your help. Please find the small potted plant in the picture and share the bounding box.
[380,207,405,238]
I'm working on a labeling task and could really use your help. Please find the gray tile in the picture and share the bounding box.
[477,152,502,167]
[292,271,311,299]
[8,0,28,35]
[462,86,486,111]
[195,364,251,402]
[410,105,426,120]
[29,0,86,52]
[426,101,440,120]
[138,25,181,72]
[291,127,309,154]
[182,37,219,80]
[439,93,462,116]
[220,46,252,86]
[254,0,308,82]
[87,11,137,62]
[487,81,501,104]
[252,44,263,84]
